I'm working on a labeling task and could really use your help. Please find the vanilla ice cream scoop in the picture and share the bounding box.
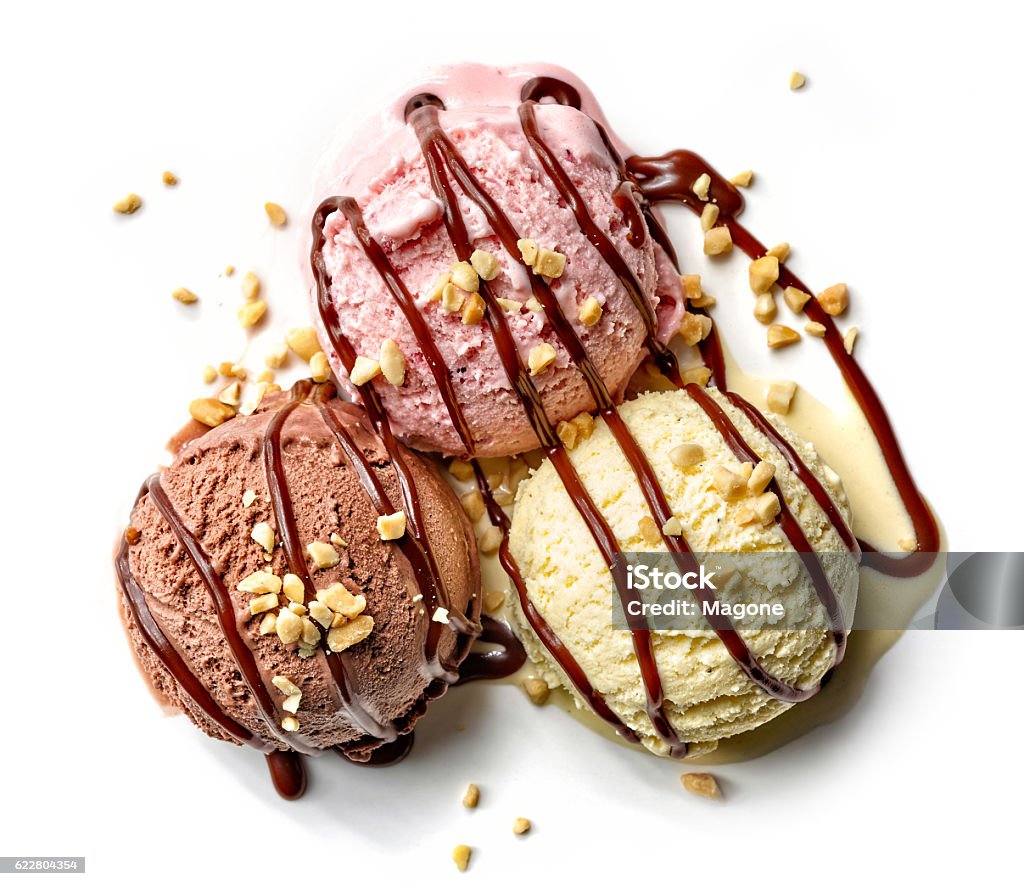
[508,388,858,756]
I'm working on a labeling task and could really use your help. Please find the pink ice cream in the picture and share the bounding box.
[310,63,685,457]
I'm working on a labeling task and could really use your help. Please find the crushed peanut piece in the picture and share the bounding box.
[452,845,472,873]
[522,677,550,705]
[638,515,661,545]
[288,601,307,617]
[749,255,780,294]
[249,593,279,617]
[432,607,450,624]
[202,364,218,384]
[285,327,321,361]
[256,370,275,384]
[317,584,366,618]
[843,326,859,354]
[251,522,275,554]
[712,466,747,501]
[528,343,557,376]
[448,458,475,482]
[237,300,267,329]
[276,608,303,644]
[679,312,713,346]
[281,716,299,732]
[766,380,797,415]
[307,541,340,569]
[496,297,522,312]
[692,173,711,201]
[681,772,721,799]
[282,573,305,604]
[670,443,704,467]
[525,296,543,312]
[450,260,480,293]
[460,490,485,522]
[483,589,505,614]
[218,381,241,407]
[377,511,407,541]
[579,296,602,327]
[517,238,538,266]
[789,71,806,90]
[125,526,141,546]
[259,612,277,635]
[479,526,503,554]
[224,265,235,276]
[264,343,289,369]
[729,170,754,188]
[512,818,532,835]
[898,537,917,552]
[309,600,334,630]
[162,171,177,186]
[461,292,486,325]
[681,366,712,387]
[379,339,406,385]
[349,356,381,386]
[804,321,826,337]
[700,202,720,231]
[470,249,501,281]
[556,419,579,450]
[533,247,566,278]
[441,283,465,313]
[704,226,733,255]
[783,286,811,313]
[662,516,683,537]
[113,193,142,214]
[189,398,235,428]
[238,570,282,595]
[768,242,790,261]
[428,273,450,301]
[264,202,287,227]
[172,287,198,305]
[817,283,849,316]
[767,324,801,348]
[300,617,319,646]
[753,293,777,325]
[462,784,480,809]
[327,615,374,653]
[748,461,776,494]
[309,351,331,383]
[272,675,301,699]
[681,274,702,303]
[241,272,260,300]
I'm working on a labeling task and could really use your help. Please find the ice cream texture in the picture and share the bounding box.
[311,63,685,457]
[508,389,858,755]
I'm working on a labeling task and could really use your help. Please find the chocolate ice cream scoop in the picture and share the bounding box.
[115,381,484,798]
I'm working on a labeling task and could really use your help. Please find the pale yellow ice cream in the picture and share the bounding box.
[508,388,858,756]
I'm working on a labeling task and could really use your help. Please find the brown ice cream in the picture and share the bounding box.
[116,381,481,793]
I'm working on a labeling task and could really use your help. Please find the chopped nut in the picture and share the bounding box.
[737,463,754,482]
[578,296,603,327]
[349,356,381,386]
[571,412,595,442]
[317,583,366,618]
[681,772,721,799]
[125,526,141,546]
[766,380,797,415]
[432,607,450,624]
[470,249,501,281]
[804,321,826,337]
[752,491,781,525]
[237,300,267,329]
[249,593,279,617]
[162,171,177,186]
[379,339,407,385]
[309,351,331,383]
[264,343,289,369]
[512,818,532,836]
[256,370,275,385]
[662,516,683,536]
[241,272,261,300]
[264,202,287,227]
[669,443,704,467]
[462,783,480,809]
[113,193,142,214]
[783,286,811,313]
[450,260,480,293]
[703,226,733,255]
[638,515,661,545]
[301,617,320,646]
[748,461,776,494]
[767,324,801,348]
[697,204,721,236]
[172,287,198,305]
[479,526,503,554]
[285,327,321,361]
[533,247,566,278]
[525,296,543,313]
[898,537,917,553]
[528,343,557,375]
[817,283,849,316]
[729,169,754,188]
[189,398,235,428]
[276,607,303,644]
[309,600,334,629]
[250,522,275,554]
[749,255,780,294]
[428,272,450,302]
[307,541,340,569]
[522,676,549,705]
[681,366,712,387]
[239,382,268,416]
[517,238,539,266]
[238,570,282,595]
[843,326,859,354]
[679,312,712,346]
[448,458,475,482]
[259,612,277,635]
[377,511,407,541]
[272,675,302,698]
[692,173,711,201]
[296,644,317,659]
[202,364,218,384]
[483,589,505,613]
[753,293,777,324]
[327,615,374,652]
[712,466,747,501]
[281,716,299,732]
[556,419,579,450]
[768,242,790,261]
[218,381,241,407]
[460,491,486,522]
[282,574,305,604]
[461,292,486,325]
[496,297,522,312]
[681,274,702,303]
[452,845,472,873]
[224,265,235,276]
[789,71,806,90]
[441,283,465,313]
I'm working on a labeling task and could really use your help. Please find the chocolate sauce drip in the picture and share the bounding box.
[458,616,529,683]
[337,731,415,767]
[626,149,939,576]
[266,750,307,800]
[520,77,582,109]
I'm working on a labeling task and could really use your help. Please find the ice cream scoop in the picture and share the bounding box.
[310,63,686,457]
[115,382,481,797]
[507,389,859,756]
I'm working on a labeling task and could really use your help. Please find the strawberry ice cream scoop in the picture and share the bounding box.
[310,63,685,457]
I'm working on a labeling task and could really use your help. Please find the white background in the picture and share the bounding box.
[2,1,1022,883]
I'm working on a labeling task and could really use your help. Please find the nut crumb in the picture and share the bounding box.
[681,772,721,799]
[843,326,859,354]
[766,380,797,415]
[804,321,826,337]
[479,526,503,554]
[522,676,550,705]
[309,351,331,383]
[452,845,472,873]
[432,607,450,624]
[898,537,917,552]
[768,242,790,261]
[238,570,283,595]
[242,489,257,508]
[470,249,501,281]
[264,202,287,227]
[462,784,480,809]
[460,490,486,523]
[307,541,340,569]
[327,614,374,652]
[251,522,275,554]
[450,260,480,293]
[767,324,801,349]
[162,171,178,186]
[749,255,780,294]
[189,398,235,428]
[483,589,506,613]
[512,818,532,836]
[783,286,811,313]
[578,296,602,327]
[113,193,142,214]
[249,593,279,617]
[349,356,381,386]
[448,458,475,482]
[285,327,320,361]
[638,515,661,545]
[125,526,141,546]
[218,381,241,407]
[533,247,566,278]
[692,173,711,201]
[753,293,777,325]
[172,287,198,305]
[729,170,754,188]
[241,272,261,300]
[461,292,486,325]
[441,283,465,313]
[703,226,733,256]
[817,283,849,316]
[712,466,747,501]
[379,339,406,385]
[428,273,450,302]
[789,71,806,90]
[517,238,538,266]
[748,460,776,494]
[202,364,217,384]
[237,300,267,329]
[699,202,720,232]
[376,511,407,541]
[281,716,299,732]
[662,516,683,536]
[670,443,704,467]
[528,343,557,376]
